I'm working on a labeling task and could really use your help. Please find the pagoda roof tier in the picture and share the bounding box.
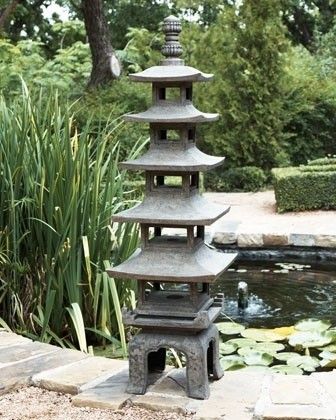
[121,145,224,172]
[129,65,213,83]
[113,193,230,225]
[124,103,218,123]
[107,240,237,283]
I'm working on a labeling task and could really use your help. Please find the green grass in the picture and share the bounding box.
[0,84,144,355]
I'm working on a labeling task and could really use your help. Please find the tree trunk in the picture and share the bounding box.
[0,0,22,33]
[81,0,120,88]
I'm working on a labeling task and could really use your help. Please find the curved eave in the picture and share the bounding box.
[107,243,237,283]
[113,195,230,226]
[129,65,213,83]
[120,146,225,172]
[124,104,219,124]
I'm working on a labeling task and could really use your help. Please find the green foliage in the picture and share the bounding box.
[0,37,91,94]
[103,0,171,50]
[188,1,289,171]
[272,164,336,212]
[0,85,143,351]
[118,27,163,73]
[307,156,336,166]
[281,46,336,165]
[204,166,267,192]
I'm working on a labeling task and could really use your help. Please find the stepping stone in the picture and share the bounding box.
[32,356,128,394]
[131,368,264,418]
[189,371,264,420]
[0,332,31,348]
[72,369,130,410]
[0,348,87,394]
[72,368,167,411]
[254,374,335,420]
[0,341,58,365]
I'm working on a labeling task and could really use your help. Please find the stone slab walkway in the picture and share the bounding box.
[206,191,336,248]
[1,331,336,419]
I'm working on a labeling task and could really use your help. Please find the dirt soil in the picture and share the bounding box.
[0,387,191,420]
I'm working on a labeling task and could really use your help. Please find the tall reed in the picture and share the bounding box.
[0,85,143,354]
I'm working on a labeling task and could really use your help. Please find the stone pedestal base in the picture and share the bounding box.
[127,324,223,400]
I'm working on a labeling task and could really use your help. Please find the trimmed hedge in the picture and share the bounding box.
[272,166,336,213]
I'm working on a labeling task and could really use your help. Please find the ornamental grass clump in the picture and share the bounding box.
[0,85,144,355]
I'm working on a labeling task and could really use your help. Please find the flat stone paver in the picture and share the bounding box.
[254,374,336,420]
[207,191,336,248]
[0,341,59,365]
[32,355,128,394]
[0,332,88,394]
[72,369,131,410]
[0,331,31,348]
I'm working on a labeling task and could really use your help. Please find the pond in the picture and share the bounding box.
[212,260,336,328]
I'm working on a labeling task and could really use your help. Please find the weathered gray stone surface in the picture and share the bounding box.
[32,356,127,394]
[108,241,237,283]
[211,220,240,245]
[262,233,289,247]
[315,234,336,248]
[124,104,218,124]
[72,370,130,410]
[0,347,87,394]
[0,331,31,347]
[289,233,316,247]
[237,233,264,247]
[113,193,230,226]
[254,374,336,420]
[121,144,224,172]
[0,341,58,365]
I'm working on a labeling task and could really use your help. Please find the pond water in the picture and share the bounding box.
[212,260,336,328]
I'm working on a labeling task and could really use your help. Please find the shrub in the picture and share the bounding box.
[307,156,336,166]
[204,166,267,192]
[272,166,336,212]
[281,47,336,166]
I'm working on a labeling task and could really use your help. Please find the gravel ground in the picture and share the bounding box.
[0,387,192,420]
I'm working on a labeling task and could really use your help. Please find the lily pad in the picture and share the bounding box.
[272,326,295,338]
[294,319,331,333]
[318,344,336,352]
[219,342,238,355]
[274,352,299,362]
[238,342,284,357]
[217,322,245,335]
[287,355,320,372]
[319,350,336,367]
[241,328,284,342]
[243,351,274,366]
[220,355,245,371]
[226,338,257,348]
[254,342,285,353]
[289,331,333,348]
[270,365,303,375]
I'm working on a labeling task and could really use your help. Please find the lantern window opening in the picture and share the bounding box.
[185,86,193,101]
[188,127,196,142]
[159,129,181,141]
[156,86,182,103]
[148,172,199,193]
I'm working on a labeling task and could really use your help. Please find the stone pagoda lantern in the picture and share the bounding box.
[107,15,237,400]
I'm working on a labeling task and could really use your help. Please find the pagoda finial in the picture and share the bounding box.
[161,15,184,65]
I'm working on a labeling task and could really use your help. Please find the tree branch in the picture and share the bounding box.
[0,0,22,32]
